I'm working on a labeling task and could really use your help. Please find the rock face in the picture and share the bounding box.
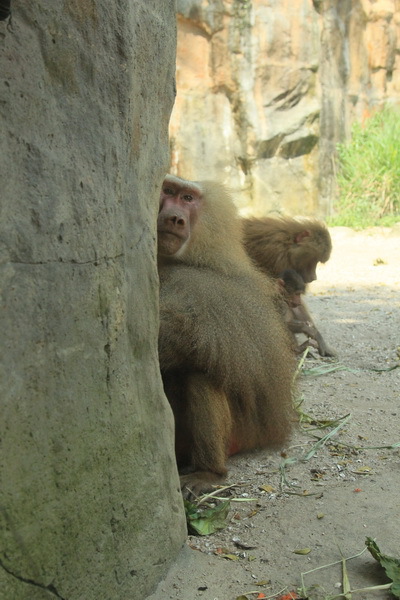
[0,3,186,599]
[171,0,400,216]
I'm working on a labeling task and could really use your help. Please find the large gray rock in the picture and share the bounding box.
[0,2,186,599]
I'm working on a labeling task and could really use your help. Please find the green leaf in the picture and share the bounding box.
[185,500,231,536]
[366,537,400,598]
[293,547,312,555]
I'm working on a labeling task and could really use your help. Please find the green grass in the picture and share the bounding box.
[328,106,400,229]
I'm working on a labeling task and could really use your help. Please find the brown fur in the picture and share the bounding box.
[278,269,306,302]
[242,216,332,283]
[158,178,296,495]
[277,269,320,354]
[242,216,336,357]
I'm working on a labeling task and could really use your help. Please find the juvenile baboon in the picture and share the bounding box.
[277,269,320,354]
[242,216,336,357]
[158,175,296,495]
[277,269,306,308]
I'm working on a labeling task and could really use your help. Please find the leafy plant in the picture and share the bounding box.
[184,499,231,535]
[329,107,400,228]
[366,537,400,598]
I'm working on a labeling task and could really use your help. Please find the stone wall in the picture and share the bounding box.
[0,2,186,599]
[171,0,400,217]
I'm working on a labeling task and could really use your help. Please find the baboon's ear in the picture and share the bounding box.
[294,230,311,244]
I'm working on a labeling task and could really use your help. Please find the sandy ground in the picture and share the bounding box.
[148,226,400,600]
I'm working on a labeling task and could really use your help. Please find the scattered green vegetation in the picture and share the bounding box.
[184,498,231,536]
[299,539,400,599]
[329,106,400,229]
[366,537,400,598]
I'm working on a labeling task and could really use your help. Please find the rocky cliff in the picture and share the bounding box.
[171,0,400,216]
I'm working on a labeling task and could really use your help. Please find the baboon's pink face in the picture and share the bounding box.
[157,178,202,256]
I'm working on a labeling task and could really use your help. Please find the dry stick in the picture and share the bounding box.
[241,585,288,599]
[300,546,368,597]
[323,439,400,451]
[279,415,352,490]
[330,583,392,598]
[210,496,258,502]
[302,415,352,461]
[302,362,400,377]
[341,554,352,600]
[334,543,393,599]
[196,482,250,506]
[293,346,311,384]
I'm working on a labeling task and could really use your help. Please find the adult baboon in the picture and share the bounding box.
[158,176,296,495]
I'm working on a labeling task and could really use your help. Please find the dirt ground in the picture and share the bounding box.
[148,226,400,600]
